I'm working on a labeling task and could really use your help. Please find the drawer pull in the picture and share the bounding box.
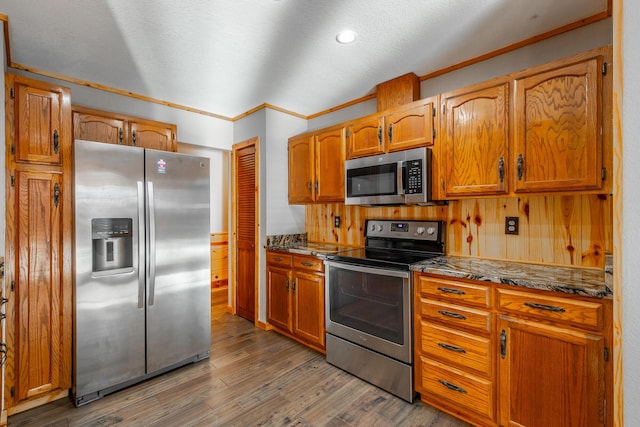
[524,302,566,313]
[500,329,507,359]
[437,287,465,295]
[438,379,467,394]
[437,310,467,320]
[438,343,466,353]
[301,261,314,267]
[274,256,283,261]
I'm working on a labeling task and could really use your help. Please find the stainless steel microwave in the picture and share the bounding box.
[344,147,433,205]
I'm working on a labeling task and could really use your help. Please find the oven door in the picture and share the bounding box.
[325,261,412,363]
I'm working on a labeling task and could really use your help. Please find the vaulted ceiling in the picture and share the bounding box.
[1,0,609,119]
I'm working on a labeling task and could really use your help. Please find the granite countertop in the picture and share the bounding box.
[412,256,612,299]
[266,242,352,257]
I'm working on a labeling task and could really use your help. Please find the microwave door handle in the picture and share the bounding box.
[399,161,407,195]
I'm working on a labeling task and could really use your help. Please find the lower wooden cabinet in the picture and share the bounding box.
[414,273,612,427]
[266,251,325,352]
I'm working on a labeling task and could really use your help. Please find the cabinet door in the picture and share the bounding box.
[73,111,126,145]
[514,57,603,192]
[314,126,346,202]
[129,120,176,151]
[13,78,70,165]
[14,170,67,401]
[347,115,384,159]
[267,265,292,332]
[498,316,605,427]
[386,101,434,152]
[442,82,510,197]
[292,270,325,348]
[288,134,314,203]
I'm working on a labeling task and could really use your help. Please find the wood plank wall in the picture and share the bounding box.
[306,194,612,268]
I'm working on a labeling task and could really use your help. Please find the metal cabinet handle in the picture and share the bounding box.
[500,329,507,359]
[387,123,393,142]
[132,129,137,146]
[524,302,566,313]
[438,380,467,394]
[119,128,124,145]
[53,183,60,207]
[292,279,296,293]
[438,310,467,320]
[53,130,59,154]
[378,126,382,145]
[437,287,465,295]
[285,278,290,291]
[498,156,505,183]
[301,261,314,267]
[273,256,283,262]
[517,154,524,180]
[438,343,466,353]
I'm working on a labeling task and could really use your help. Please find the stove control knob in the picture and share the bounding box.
[369,224,376,232]
[377,225,384,232]
[416,227,425,235]
[426,227,436,235]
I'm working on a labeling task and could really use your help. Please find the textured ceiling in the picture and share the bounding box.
[1,0,608,118]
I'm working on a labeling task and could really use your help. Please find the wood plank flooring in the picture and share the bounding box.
[8,287,471,426]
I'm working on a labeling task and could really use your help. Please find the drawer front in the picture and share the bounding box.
[419,357,495,421]
[418,276,491,308]
[418,298,491,334]
[419,321,492,376]
[496,288,603,330]
[293,255,324,272]
[267,251,292,268]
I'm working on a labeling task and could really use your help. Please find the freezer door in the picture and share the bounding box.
[74,140,146,400]
[145,149,211,373]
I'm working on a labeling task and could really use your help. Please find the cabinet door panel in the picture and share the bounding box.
[73,111,125,145]
[129,121,176,151]
[314,127,345,202]
[498,316,605,427]
[514,57,602,192]
[386,102,434,152]
[288,134,314,203]
[348,115,384,159]
[15,170,63,400]
[15,81,69,165]
[292,270,324,347]
[442,82,509,197]
[267,266,291,331]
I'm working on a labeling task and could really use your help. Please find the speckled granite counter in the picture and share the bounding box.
[0,256,4,281]
[412,256,612,299]
[265,234,352,258]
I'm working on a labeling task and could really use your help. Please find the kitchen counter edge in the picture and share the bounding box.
[411,255,612,299]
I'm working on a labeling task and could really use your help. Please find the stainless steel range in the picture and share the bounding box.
[324,219,445,402]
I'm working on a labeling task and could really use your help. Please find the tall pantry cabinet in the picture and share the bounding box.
[4,74,73,413]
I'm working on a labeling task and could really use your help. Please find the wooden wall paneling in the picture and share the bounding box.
[523,196,557,265]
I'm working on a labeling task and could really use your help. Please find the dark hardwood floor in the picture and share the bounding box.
[8,287,470,426]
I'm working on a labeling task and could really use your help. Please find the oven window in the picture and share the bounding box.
[328,267,405,345]
[346,163,397,197]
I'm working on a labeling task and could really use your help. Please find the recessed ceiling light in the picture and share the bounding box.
[336,30,357,44]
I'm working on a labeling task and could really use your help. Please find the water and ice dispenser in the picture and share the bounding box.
[91,218,134,276]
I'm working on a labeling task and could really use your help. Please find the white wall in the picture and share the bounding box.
[621,0,640,424]
[265,109,307,235]
[177,142,229,233]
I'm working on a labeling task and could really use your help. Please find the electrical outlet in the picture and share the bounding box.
[334,216,341,228]
[505,216,519,235]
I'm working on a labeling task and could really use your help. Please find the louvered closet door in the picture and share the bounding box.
[235,143,256,321]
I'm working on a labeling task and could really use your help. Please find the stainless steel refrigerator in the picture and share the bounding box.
[73,139,211,406]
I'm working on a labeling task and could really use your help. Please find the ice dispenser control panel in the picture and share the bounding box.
[91,218,133,275]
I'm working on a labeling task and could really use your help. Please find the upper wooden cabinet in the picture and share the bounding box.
[288,125,346,204]
[11,76,71,166]
[346,98,436,159]
[437,46,611,200]
[513,54,604,193]
[314,125,346,202]
[441,80,510,198]
[288,134,314,203]
[73,106,177,151]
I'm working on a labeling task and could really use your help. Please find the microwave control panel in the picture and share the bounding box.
[405,159,423,194]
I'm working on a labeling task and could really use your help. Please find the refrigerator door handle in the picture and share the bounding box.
[147,181,157,306]
[137,181,145,309]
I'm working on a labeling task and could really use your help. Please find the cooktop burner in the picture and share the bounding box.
[326,219,445,270]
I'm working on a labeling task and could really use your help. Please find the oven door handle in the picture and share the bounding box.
[324,260,411,279]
